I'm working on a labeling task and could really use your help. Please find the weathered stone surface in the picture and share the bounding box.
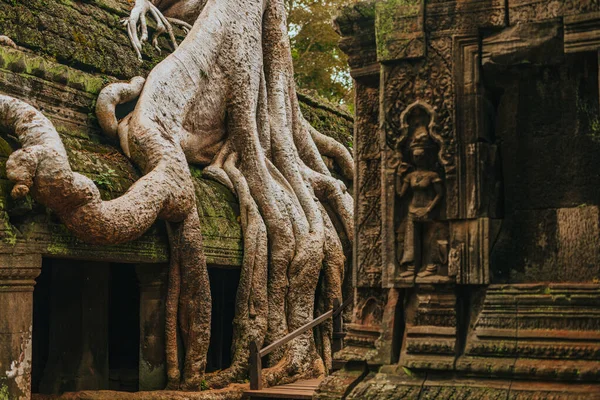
[351,83,381,288]
[564,12,600,53]
[314,361,368,400]
[509,0,600,25]
[0,254,41,400]
[460,284,600,380]
[335,1,378,77]
[346,371,424,399]
[335,0,600,397]
[375,0,425,62]
[402,285,457,372]
[426,0,506,33]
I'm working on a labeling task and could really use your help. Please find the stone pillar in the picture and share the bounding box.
[135,264,168,391]
[0,254,42,400]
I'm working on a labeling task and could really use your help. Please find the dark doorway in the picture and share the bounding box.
[31,260,140,394]
[109,263,140,391]
[206,267,240,372]
[33,259,238,392]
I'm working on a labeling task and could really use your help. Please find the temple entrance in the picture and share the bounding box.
[31,259,240,394]
[206,267,240,372]
[109,264,140,391]
[31,259,140,394]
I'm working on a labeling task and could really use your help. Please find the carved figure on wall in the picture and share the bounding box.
[391,101,449,282]
[397,129,445,278]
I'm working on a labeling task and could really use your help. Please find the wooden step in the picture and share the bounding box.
[243,378,323,399]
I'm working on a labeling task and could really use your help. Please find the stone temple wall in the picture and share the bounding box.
[0,1,353,397]
[318,0,600,398]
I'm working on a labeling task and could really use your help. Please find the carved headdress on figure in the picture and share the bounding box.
[409,125,436,150]
[386,100,450,169]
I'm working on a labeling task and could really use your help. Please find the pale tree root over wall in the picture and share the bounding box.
[0,0,353,392]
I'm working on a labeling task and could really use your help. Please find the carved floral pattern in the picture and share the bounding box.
[426,0,506,33]
[510,0,600,24]
[356,84,383,287]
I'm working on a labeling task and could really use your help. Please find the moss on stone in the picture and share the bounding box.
[0,0,352,265]
[335,1,376,37]
[298,91,354,150]
[375,0,421,61]
[0,47,108,95]
[0,0,186,79]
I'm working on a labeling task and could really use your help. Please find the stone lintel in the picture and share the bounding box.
[564,12,600,53]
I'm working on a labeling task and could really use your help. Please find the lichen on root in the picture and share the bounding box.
[1,0,353,393]
[0,35,16,48]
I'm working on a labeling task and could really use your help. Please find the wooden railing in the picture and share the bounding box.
[249,296,353,390]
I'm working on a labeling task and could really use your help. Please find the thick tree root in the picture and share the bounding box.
[95,76,146,157]
[5,0,355,392]
[167,17,193,32]
[308,122,354,182]
[0,93,211,391]
[166,208,211,390]
[0,35,16,48]
[0,94,191,244]
[125,0,178,59]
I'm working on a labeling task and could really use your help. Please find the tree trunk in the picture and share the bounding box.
[1,0,353,391]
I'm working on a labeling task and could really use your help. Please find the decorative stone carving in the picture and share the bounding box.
[336,288,387,363]
[336,0,600,397]
[380,40,459,290]
[564,12,600,54]
[384,100,452,286]
[426,0,506,34]
[458,284,600,381]
[509,0,600,25]
[402,285,457,372]
[354,83,384,288]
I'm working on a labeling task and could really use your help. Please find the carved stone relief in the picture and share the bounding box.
[380,39,458,289]
[388,101,452,285]
[330,0,600,397]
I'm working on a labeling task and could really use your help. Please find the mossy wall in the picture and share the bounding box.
[0,0,353,265]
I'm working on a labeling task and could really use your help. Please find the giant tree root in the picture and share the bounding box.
[4,0,354,392]
[0,93,210,390]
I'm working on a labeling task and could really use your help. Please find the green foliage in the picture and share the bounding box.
[200,379,209,391]
[93,168,117,191]
[0,382,9,400]
[287,0,353,109]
